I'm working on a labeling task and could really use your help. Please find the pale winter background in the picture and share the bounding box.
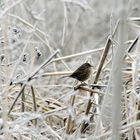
[0,0,140,140]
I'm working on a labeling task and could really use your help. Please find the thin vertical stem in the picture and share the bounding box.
[66,95,75,134]
[31,86,37,126]
[21,87,25,112]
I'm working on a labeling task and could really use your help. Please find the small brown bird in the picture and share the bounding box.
[69,63,93,82]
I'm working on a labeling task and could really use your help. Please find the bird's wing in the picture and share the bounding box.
[70,67,85,77]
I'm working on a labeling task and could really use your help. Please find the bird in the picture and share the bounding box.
[69,63,93,82]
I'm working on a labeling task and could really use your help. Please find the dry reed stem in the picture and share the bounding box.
[8,49,59,115]
[52,47,104,62]
[74,85,104,95]
[21,85,25,112]
[28,49,59,80]
[127,36,139,53]
[80,37,112,132]
[1,1,139,139]
[66,94,76,134]
[8,84,26,115]
[31,86,37,126]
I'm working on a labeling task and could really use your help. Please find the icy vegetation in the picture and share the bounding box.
[0,0,140,140]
